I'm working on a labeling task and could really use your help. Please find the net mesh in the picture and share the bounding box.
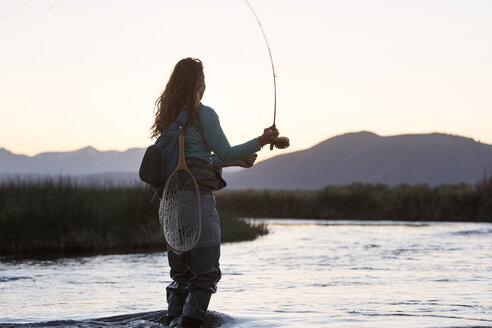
[160,170,201,252]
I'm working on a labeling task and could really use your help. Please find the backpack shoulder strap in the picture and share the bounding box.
[176,110,188,125]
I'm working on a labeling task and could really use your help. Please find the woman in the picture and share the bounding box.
[151,57,278,328]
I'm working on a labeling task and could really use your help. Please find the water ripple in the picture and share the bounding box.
[0,276,34,283]
[1,221,491,327]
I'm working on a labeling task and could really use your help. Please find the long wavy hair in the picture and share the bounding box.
[150,58,205,138]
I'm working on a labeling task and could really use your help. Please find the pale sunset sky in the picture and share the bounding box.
[1,0,491,159]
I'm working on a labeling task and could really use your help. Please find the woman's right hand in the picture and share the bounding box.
[258,125,279,147]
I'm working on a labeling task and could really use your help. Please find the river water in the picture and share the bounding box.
[0,220,491,328]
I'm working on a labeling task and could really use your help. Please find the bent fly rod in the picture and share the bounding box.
[244,0,290,150]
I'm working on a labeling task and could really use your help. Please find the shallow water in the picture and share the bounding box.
[0,220,491,327]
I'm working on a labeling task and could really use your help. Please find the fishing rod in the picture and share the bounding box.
[244,0,289,150]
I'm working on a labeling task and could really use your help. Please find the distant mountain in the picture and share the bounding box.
[224,131,492,189]
[0,146,145,175]
[2,131,492,188]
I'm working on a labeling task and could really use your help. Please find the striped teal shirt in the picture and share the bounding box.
[184,104,261,164]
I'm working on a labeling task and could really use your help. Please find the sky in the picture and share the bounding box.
[1,0,491,160]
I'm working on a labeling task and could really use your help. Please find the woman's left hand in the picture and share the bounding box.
[235,154,258,168]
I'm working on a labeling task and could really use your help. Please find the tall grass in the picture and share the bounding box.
[476,172,492,219]
[0,178,267,257]
[2,175,490,257]
[215,179,491,222]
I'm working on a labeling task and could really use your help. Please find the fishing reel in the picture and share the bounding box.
[270,136,290,150]
[267,124,289,150]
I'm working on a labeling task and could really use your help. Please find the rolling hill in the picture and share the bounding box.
[223,131,492,189]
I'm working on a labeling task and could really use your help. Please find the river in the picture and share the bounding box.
[1,220,491,327]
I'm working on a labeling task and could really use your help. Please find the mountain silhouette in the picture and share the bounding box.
[223,131,492,189]
[2,131,492,189]
[0,146,145,175]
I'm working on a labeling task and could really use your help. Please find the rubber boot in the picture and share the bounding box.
[181,288,211,325]
[167,285,188,323]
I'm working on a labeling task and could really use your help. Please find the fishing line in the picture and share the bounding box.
[0,0,62,44]
[243,0,289,151]
[0,0,37,21]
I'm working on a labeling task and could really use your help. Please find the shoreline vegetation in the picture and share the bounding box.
[217,176,492,222]
[1,175,491,258]
[0,178,267,259]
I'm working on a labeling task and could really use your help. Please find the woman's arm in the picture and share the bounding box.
[219,153,258,168]
[201,106,277,164]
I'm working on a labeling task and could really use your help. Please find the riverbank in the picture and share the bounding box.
[0,179,267,258]
[216,176,492,222]
[1,176,490,257]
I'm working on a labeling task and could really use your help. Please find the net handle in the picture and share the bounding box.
[177,121,186,170]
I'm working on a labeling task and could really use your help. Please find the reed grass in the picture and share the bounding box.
[0,178,267,257]
[2,175,490,257]
[215,178,491,222]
